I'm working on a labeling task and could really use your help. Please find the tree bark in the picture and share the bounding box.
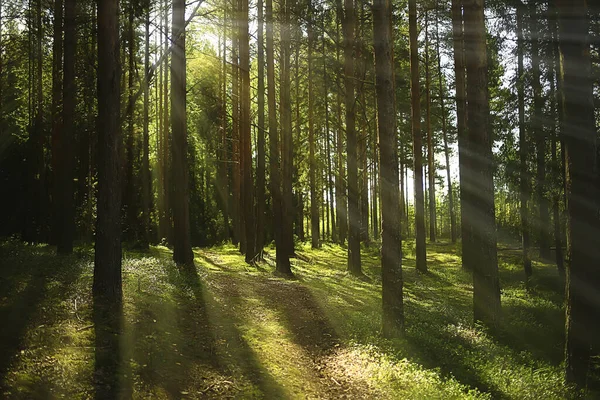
[281,0,294,262]
[51,0,63,246]
[435,2,455,243]
[425,12,437,243]
[557,0,600,388]
[530,2,550,260]
[240,0,254,262]
[463,0,501,329]
[516,2,532,281]
[141,6,151,249]
[55,0,76,254]
[344,0,361,275]
[171,0,194,265]
[374,0,403,337]
[409,0,426,273]
[308,1,319,249]
[267,0,291,274]
[255,0,266,258]
[94,0,123,304]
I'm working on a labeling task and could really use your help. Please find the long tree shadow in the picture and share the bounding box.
[0,243,86,393]
[125,249,287,398]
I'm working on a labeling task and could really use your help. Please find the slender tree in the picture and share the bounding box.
[435,2,455,243]
[280,0,294,261]
[374,0,403,337]
[54,0,76,254]
[266,0,291,274]
[425,11,436,243]
[409,0,426,272]
[240,0,254,262]
[344,0,361,275]
[516,1,532,281]
[463,0,501,328]
[530,2,550,260]
[255,0,266,258]
[557,0,600,388]
[308,1,319,249]
[94,0,123,303]
[141,4,151,249]
[171,0,194,265]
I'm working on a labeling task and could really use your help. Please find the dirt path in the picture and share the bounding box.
[199,249,384,399]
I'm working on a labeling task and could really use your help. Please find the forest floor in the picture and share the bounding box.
[0,237,587,399]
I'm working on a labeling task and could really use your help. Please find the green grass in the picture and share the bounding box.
[0,237,587,399]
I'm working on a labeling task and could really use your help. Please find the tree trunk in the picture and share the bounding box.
[141,7,151,248]
[548,0,565,278]
[240,0,254,262]
[51,0,63,246]
[435,3,455,243]
[374,0,403,337]
[516,2,532,281]
[255,0,266,258]
[171,0,194,265]
[280,0,294,262]
[55,0,76,254]
[94,0,123,304]
[308,1,319,249]
[530,2,550,260]
[324,33,337,244]
[267,0,291,274]
[125,5,137,243]
[344,0,361,276]
[463,0,501,329]
[425,12,436,243]
[557,0,600,388]
[409,0,426,273]
[335,4,347,245]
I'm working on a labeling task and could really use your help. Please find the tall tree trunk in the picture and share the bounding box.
[240,0,254,262]
[409,0,426,272]
[231,0,241,247]
[425,11,436,243]
[549,0,565,278]
[266,0,291,274]
[93,4,123,395]
[141,6,151,248]
[162,0,172,243]
[530,2,550,260]
[452,0,470,268]
[324,33,337,244]
[516,2,532,281]
[55,0,76,254]
[255,0,266,258]
[374,0,403,337]
[344,0,361,275]
[308,1,319,249]
[171,0,193,265]
[125,4,137,243]
[281,0,294,261]
[94,0,123,308]
[558,0,600,388]
[435,3,455,243]
[463,0,501,329]
[51,0,63,245]
[335,3,347,245]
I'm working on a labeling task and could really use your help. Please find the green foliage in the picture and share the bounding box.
[0,239,585,398]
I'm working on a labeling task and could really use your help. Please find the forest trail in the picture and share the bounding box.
[0,239,571,399]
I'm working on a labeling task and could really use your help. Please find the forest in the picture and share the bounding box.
[0,0,599,398]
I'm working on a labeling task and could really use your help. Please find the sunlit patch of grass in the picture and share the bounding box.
[0,238,585,398]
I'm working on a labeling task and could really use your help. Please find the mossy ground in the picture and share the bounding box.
[0,238,586,399]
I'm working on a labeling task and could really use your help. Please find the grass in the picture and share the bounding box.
[0,236,587,399]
